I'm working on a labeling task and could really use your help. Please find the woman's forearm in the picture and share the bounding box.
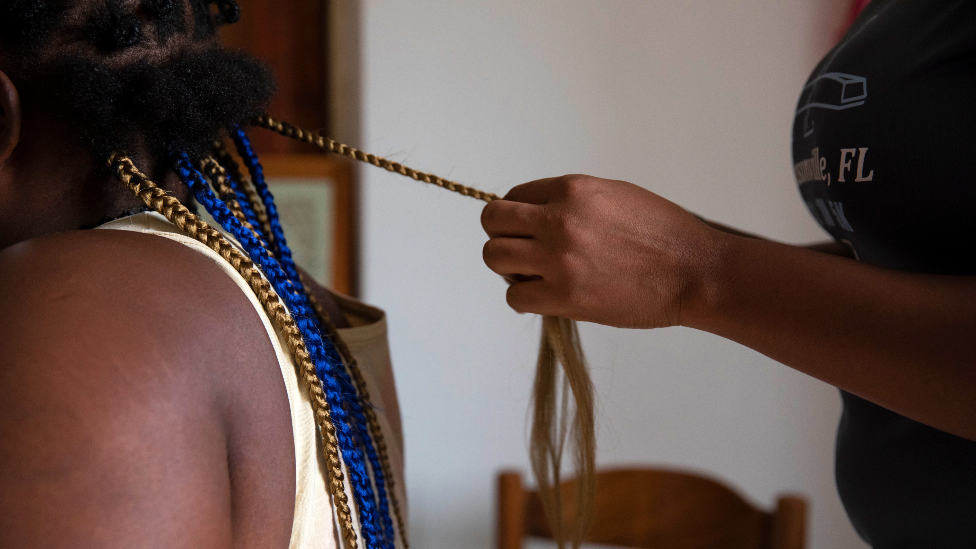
[481,174,975,438]
[700,216,856,257]
[687,232,976,440]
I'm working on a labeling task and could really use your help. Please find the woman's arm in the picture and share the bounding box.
[697,233,976,441]
[481,174,976,440]
[700,217,856,258]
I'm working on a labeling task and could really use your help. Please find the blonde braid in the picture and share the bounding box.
[200,156,270,247]
[212,140,248,186]
[239,178,274,243]
[212,140,275,240]
[256,118,597,547]
[209,146,408,547]
[301,274,409,549]
[205,152,408,547]
[108,154,362,549]
[200,157,250,227]
[254,114,501,203]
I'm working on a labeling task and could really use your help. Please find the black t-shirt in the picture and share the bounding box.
[791,1,976,546]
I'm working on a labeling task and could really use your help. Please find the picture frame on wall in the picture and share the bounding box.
[195,153,354,294]
[259,154,354,296]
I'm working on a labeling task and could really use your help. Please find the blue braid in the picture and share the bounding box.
[179,155,388,547]
[228,132,397,547]
[231,127,301,281]
[226,175,265,239]
[175,154,390,549]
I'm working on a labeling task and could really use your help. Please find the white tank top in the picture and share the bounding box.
[97,212,406,549]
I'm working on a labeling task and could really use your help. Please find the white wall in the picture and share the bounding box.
[358,2,867,548]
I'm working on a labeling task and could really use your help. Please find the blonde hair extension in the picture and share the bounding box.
[255,116,598,547]
[199,156,257,234]
[253,115,500,203]
[532,316,596,549]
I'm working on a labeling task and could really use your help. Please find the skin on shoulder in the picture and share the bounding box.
[0,228,295,548]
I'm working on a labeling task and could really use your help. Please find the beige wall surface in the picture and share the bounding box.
[358,1,866,548]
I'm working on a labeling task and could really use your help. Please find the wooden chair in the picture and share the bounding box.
[497,468,807,549]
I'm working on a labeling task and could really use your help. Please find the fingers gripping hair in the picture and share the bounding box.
[263,117,599,547]
[481,200,542,239]
[483,238,546,279]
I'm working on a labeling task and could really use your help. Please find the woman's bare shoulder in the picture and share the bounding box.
[1,227,263,321]
[0,228,282,548]
[0,228,272,368]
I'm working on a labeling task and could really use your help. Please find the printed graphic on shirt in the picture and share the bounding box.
[794,147,874,187]
[805,198,855,232]
[794,148,829,185]
[838,148,873,182]
[795,72,867,138]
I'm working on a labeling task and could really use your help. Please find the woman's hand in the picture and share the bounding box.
[481,175,719,329]
[483,174,976,440]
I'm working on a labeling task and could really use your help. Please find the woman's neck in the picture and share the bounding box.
[0,139,189,250]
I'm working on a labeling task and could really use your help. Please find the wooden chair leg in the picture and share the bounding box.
[498,471,526,549]
[770,495,807,549]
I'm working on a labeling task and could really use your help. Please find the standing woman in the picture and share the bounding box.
[0,1,405,548]
[482,1,976,547]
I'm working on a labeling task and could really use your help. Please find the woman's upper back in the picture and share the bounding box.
[0,218,405,548]
[0,226,296,547]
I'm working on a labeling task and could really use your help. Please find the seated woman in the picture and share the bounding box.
[0,1,405,548]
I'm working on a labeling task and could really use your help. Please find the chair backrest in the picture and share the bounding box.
[497,468,807,549]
